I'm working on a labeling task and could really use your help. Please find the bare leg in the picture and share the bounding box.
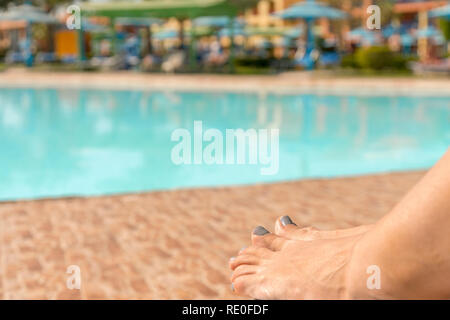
[230,149,450,299]
[349,148,450,299]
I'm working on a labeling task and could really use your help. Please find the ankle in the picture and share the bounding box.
[343,227,422,299]
[340,232,374,299]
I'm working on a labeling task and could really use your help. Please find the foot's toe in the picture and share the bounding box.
[275,216,320,240]
[251,226,287,251]
[275,216,373,240]
[232,273,273,300]
[231,274,258,297]
[274,215,301,237]
[240,245,273,258]
[229,254,261,270]
[231,265,260,282]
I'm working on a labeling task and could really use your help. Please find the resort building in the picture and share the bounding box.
[244,0,294,27]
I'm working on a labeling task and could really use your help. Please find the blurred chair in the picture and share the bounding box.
[5,51,24,64]
[35,52,57,63]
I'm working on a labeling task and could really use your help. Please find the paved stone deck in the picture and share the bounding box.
[0,171,423,299]
[0,69,448,96]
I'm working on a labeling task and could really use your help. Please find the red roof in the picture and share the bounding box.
[394,1,448,13]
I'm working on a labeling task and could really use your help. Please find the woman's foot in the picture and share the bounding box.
[230,150,450,300]
[229,217,368,299]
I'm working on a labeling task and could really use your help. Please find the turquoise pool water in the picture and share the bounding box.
[0,87,449,201]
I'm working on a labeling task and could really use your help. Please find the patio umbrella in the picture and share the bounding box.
[284,25,304,39]
[0,4,58,24]
[0,4,59,67]
[218,26,247,37]
[193,16,244,28]
[400,34,415,54]
[116,17,164,27]
[275,0,347,20]
[429,4,450,19]
[382,24,408,38]
[80,18,108,32]
[401,34,415,46]
[417,26,442,38]
[154,30,179,40]
[417,26,445,45]
[274,0,347,70]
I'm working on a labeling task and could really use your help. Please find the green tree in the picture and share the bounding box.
[229,0,260,13]
[0,0,72,10]
[439,18,450,41]
[0,0,14,8]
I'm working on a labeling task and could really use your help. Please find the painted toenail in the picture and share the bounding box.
[231,283,235,292]
[239,246,247,253]
[280,216,297,226]
[253,226,270,236]
[230,257,236,262]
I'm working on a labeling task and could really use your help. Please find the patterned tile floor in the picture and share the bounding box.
[0,171,423,299]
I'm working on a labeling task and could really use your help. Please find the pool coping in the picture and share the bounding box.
[0,70,449,97]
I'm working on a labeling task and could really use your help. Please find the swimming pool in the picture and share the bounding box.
[0,87,449,201]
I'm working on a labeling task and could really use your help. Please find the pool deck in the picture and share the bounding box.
[0,69,449,96]
[0,171,424,299]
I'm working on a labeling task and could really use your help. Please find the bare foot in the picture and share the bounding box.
[274,216,373,241]
[229,218,366,299]
[230,150,450,300]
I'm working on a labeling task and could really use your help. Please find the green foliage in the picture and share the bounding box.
[341,53,358,69]
[0,0,71,9]
[234,57,271,68]
[439,18,450,41]
[377,0,395,27]
[228,0,259,7]
[351,46,410,71]
[0,46,7,59]
[0,0,13,8]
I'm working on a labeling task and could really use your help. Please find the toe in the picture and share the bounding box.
[231,265,259,282]
[275,215,301,237]
[232,274,272,300]
[231,274,257,297]
[229,254,261,270]
[251,226,287,251]
[240,245,273,258]
[275,217,320,240]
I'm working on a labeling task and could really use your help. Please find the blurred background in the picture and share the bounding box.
[0,0,449,74]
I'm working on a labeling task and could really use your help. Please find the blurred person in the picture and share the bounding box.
[230,149,450,299]
[206,39,228,67]
[388,34,402,52]
[100,39,111,57]
[124,34,140,69]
